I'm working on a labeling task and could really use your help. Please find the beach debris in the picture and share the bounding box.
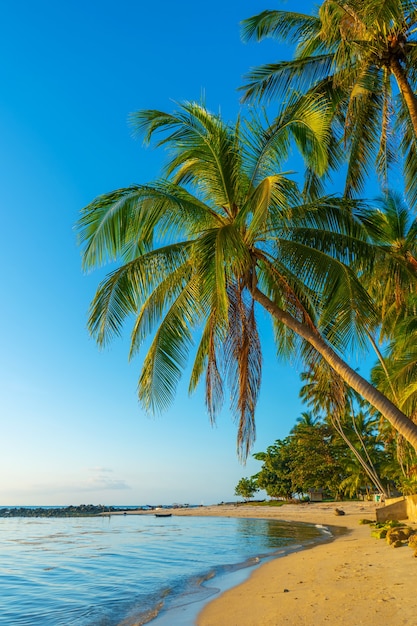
[359,518,374,525]
[334,508,345,516]
[283,589,290,593]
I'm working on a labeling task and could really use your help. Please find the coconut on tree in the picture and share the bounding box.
[241,0,417,205]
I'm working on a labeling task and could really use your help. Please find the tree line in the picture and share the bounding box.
[235,400,417,502]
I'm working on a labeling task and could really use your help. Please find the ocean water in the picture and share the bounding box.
[0,512,327,625]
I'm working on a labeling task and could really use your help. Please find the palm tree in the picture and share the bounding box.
[299,363,388,496]
[358,191,417,342]
[339,457,376,499]
[358,192,417,468]
[77,101,417,457]
[241,1,417,205]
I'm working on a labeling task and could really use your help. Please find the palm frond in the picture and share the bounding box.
[286,239,376,342]
[242,93,332,187]
[188,311,226,418]
[137,277,199,413]
[241,55,335,104]
[129,263,196,360]
[241,10,320,44]
[88,243,190,347]
[398,99,417,210]
[78,185,149,269]
[343,90,383,197]
[131,102,242,212]
[225,287,262,460]
[78,182,222,270]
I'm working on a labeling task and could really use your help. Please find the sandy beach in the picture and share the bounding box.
[170,501,417,626]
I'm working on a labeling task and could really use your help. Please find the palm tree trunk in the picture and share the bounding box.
[390,58,417,138]
[331,414,387,496]
[366,330,400,405]
[250,285,417,450]
[348,408,384,489]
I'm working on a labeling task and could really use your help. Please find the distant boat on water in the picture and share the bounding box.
[154,512,172,518]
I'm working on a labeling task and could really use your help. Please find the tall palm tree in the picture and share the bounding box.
[241,0,417,205]
[360,192,417,461]
[77,101,417,457]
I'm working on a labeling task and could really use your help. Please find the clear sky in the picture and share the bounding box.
[0,0,359,506]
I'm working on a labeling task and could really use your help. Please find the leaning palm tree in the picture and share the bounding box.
[77,101,417,457]
[241,0,417,206]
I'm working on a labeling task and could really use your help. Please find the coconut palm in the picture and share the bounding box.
[341,190,417,480]
[338,457,377,499]
[77,101,417,457]
[358,191,417,342]
[299,363,388,495]
[241,0,417,205]
[357,192,417,437]
[372,316,417,420]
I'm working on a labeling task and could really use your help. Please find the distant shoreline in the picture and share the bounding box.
[0,504,136,517]
[0,503,203,518]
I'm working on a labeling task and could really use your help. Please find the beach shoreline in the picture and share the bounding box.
[160,501,417,626]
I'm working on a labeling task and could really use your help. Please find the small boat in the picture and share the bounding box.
[154,512,172,518]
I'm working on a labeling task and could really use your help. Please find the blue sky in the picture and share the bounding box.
[0,0,365,506]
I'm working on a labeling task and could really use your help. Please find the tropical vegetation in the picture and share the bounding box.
[241,0,417,206]
[234,477,259,501]
[77,0,417,492]
[77,101,417,458]
[242,405,402,501]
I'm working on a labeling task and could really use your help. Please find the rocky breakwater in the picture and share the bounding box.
[0,504,128,517]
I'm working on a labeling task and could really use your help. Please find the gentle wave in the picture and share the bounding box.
[0,514,326,625]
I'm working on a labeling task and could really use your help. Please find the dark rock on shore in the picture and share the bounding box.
[0,504,129,518]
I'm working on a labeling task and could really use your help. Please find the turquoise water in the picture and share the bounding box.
[0,513,326,625]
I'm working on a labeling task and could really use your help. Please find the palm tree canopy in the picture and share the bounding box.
[357,191,417,340]
[241,0,417,206]
[372,326,417,420]
[77,101,379,458]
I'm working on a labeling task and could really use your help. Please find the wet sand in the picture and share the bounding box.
[170,501,417,626]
